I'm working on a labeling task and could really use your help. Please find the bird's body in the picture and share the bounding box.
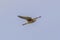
[18,16,41,25]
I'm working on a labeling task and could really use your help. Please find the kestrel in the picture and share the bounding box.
[18,15,41,25]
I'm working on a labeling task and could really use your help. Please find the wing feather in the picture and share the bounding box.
[18,16,32,20]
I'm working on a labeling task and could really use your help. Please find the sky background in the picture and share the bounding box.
[0,0,60,40]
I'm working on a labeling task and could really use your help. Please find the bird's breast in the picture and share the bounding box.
[28,19,36,23]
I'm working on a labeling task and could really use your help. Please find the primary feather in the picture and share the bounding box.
[18,16,32,20]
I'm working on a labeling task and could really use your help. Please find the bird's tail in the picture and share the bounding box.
[22,23,28,26]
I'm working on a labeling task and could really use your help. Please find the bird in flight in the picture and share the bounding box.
[18,15,41,26]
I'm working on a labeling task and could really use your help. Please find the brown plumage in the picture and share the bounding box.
[18,16,41,25]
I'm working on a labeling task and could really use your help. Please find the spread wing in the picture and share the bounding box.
[18,16,32,21]
[34,16,41,19]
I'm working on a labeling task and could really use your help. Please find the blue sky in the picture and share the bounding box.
[0,0,60,40]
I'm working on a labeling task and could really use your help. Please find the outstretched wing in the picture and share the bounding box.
[18,16,32,21]
[34,16,41,19]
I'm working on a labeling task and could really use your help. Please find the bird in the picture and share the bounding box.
[18,15,41,25]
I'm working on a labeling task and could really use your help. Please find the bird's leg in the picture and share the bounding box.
[22,23,28,26]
